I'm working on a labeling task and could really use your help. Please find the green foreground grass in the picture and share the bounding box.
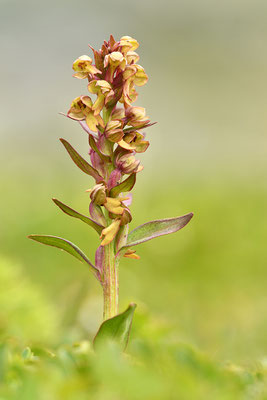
[1,337,267,400]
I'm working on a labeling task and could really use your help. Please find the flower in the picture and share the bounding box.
[126,51,140,65]
[123,249,140,259]
[88,183,107,205]
[118,131,149,153]
[133,65,148,86]
[104,51,126,82]
[111,107,125,120]
[72,55,101,79]
[125,106,150,128]
[104,120,124,142]
[115,150,141,174]
[104,197,128,215]
[100,219,121,246]
[119,36,139,54]
[65,35,155,247]
[67,96,103,132]
[120,208,132,225]
[87,80,114,115]
[122,65,148,106]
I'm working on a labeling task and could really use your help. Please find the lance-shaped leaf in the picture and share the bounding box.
[109,173,136,198]
[60,138,103,183]
[89,134,110,163]
[93,303,136,351]
[121,212,193,249]
[52,198,103,235]
[28,235,99,277]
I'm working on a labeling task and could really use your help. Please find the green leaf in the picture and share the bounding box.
[109,173,136,197]
[93,303,136,351]
[52,198,103,235]
[122,212,193,249]
[28,235,98,274]
[60,138,103,182]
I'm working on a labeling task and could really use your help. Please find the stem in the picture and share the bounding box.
[103,239,119,320]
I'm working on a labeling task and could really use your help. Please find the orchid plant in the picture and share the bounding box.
[29,35,193,350]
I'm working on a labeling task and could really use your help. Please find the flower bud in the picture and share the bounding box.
[123,249,140,259]
[120,208,132,226]
[125,106,150,128]
[89,184,106,205]
[115,151,140,174]
[104,120,124,142]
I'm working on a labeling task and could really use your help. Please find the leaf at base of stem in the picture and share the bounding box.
[93,303,137,352]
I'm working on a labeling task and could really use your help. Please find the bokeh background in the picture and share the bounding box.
[1,0,267,363]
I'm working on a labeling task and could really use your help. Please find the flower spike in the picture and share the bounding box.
[29,35,193,345]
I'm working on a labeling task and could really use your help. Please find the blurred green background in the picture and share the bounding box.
[1,0,267,366]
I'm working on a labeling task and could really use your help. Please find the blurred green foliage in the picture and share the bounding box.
[1,332,267,399]
[0,256,59,344]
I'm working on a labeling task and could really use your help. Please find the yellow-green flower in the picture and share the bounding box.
[67,96,103,132]
[111,107,126,121]
[104,120,124,142]
[126,51,140,65]
[115,150,141,174]
[119,36,139,55]
[123,249,140,259]
[87,80,114,115]
[118,131,149,153]
[122,65,148,106]
[133,64,148,86]
[125,106,150,128]
[67,96,87,120]
[72,55,101,79]
[104,197,128,215]
[100,219,121,246]
[104,51,126,82]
